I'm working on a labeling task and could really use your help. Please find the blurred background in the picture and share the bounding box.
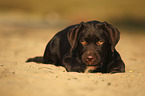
[0,0,145,32]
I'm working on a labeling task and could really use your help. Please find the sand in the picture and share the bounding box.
[0,25,145,96]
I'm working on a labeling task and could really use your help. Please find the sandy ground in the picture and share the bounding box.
[0,24,145,96]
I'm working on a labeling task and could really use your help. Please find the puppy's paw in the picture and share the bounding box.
[110,67,125,74]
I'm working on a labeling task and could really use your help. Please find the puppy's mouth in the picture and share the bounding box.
[85,62,103,67]
[84,62,103,73]
[82,55,103,73]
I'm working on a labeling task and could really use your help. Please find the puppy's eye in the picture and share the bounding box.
[96,41,104,45]
[81,40,87,45]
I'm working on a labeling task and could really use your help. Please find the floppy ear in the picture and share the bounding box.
[67,22,87,52]
[101,22,120,53]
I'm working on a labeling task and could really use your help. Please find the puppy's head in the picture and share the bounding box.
[68,21,120,68]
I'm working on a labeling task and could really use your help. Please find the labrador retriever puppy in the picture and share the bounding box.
[43,20,125,73]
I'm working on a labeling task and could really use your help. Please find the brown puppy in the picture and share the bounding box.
[43,20,125,73]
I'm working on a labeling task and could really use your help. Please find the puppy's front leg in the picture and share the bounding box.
[63,57,86,72]
[108,50,125,73]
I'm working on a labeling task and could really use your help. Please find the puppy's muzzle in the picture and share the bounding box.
[82,51,101,66]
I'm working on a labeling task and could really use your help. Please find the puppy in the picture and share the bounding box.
[43,20,125,73]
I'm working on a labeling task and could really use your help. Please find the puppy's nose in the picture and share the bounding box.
[87,56,94,62]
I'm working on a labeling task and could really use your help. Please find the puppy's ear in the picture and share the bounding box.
[101,22,120,52]
[67,22,88,51]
